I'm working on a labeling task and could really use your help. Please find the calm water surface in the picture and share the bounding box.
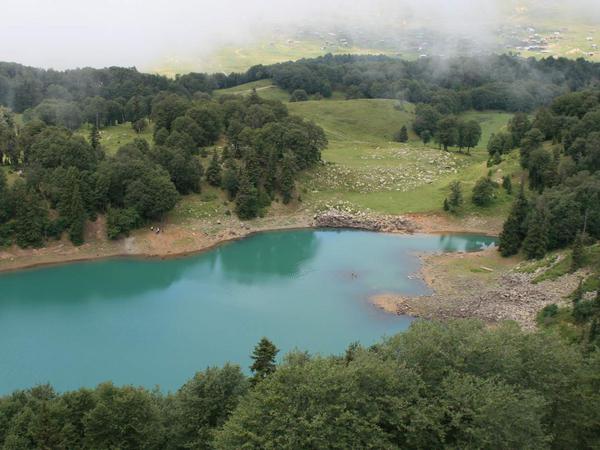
[0,230,495,394]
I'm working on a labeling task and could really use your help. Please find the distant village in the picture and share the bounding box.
[503,25,597,59]
[272,23,598,62]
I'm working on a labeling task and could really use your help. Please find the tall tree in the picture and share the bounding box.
[90,122,100,150]
[508,112,532,147]
[221,161,239,201]
[522,202,549,259]
[278,153,295,204]
[570,232,586,272]
[13,183,48,248]
[471,177,496,206]
[446,181,463,212]
[0,107,17,165]
[67,183,86,245]
[459,120,482,154]
[435,116,459,151]
[394,125,409,143]
[250,337,279,384]
[499,185,529,256]
[235,171,259,220]
[520,128,544,169]
[206,150,222,187]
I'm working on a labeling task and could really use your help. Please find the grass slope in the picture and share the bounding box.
[150,39,391,76]
[70,86,519,221]
[76,122,154,156]
[287,97,516,215]
[215,79,290,102]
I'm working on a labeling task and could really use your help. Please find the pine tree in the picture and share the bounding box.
[491,151,502,165]
[89,123,100,150]
[522,203,549,260]
[206,150,222,187]
[235,171,259,220]
[394,125,409,143]
[59,168,87,245]
[589,319,600,346]
[572,279,584,309]
[420,130,432,145]
[570,232,586,272]
[14,184,48,248]
[243,149,261,186]
[221,164,239,201]
[471,177,496,206]
[67,184,86,245]
[443,198,450,211]
[250,337,279,384]
[279,155,295,204]
[448,181,463,211]
[502,175,512,194]
[499,185,528,256]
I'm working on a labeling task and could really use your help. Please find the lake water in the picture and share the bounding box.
[0,230,496,394]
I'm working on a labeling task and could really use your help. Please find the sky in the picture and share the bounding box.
[0,0,597,71]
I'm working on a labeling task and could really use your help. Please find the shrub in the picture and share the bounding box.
[472,177,496,206]
[106,207,140,240]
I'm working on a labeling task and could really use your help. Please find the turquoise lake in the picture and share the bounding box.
[0,230,496,394]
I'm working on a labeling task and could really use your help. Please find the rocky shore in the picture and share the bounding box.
[371,249,584,330]
[314,209,417,233]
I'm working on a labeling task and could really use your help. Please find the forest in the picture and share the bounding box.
[1,54,599,249]
[0,91,326,247]
[1,38,600,450]
[1,320,599,449]
[497,88,600,261]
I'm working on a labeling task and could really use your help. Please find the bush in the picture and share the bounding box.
[472,177,496,206]
[573,300,597,323]
[0,221,14,247]
[46,217,68,240]
[106,207,140,240]
[502,175,512,194]
[289,89,309,102]
[540,303,559,319]
[393,125,409,143]
[132,118,148,134]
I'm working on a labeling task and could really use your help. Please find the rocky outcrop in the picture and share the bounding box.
[372,270,584,331]
[314,209,417,233]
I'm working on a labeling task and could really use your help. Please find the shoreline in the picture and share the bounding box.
[0,210,501,274]
[0,221,311,274]
[369,248,581,330]
[3,207,561,330]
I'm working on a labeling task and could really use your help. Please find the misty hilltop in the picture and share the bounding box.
[2,0,599,75]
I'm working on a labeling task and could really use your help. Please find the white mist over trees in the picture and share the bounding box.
[2,0,597,71]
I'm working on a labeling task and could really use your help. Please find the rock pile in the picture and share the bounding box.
[314,209,417,233]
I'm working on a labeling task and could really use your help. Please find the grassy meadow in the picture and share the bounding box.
[76,122,154,156]
[215,79,290,102]
[75,81,521,223]
[288,97,517,215]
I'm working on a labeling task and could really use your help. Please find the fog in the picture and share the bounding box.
[0,0,597,72]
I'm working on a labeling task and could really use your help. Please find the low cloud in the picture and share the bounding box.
[0,0,595,72]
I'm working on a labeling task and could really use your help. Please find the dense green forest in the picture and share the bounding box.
[0,91,326,246]
[497,88,600,259]
[1,320,598,449]
[265,54,600,109]
[2,55,600,119]
[2,53,600,449]
[1,54,599,249]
